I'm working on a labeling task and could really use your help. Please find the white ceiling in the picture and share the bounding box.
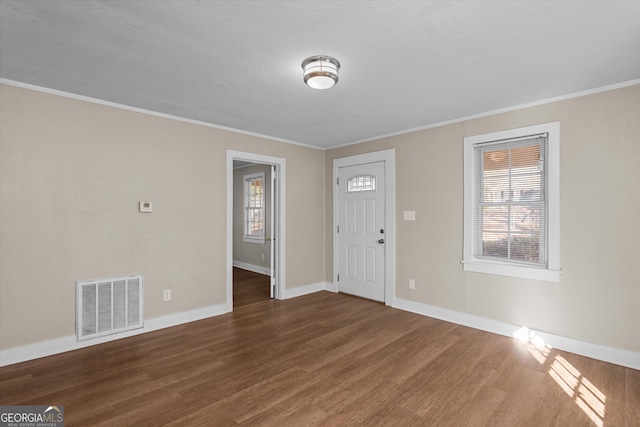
[1,1,639,149]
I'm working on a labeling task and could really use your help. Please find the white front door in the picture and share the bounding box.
[337,161,386,302]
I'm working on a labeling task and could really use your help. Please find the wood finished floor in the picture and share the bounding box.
[1,291,638,426]
[233,267,270,309]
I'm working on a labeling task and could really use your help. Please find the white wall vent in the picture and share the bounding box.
[76,274,144,341]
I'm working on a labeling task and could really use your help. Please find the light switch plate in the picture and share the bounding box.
[403,210,416,221]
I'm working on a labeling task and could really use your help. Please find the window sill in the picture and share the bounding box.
[462,259,561,282]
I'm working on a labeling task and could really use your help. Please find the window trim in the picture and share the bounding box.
[243,172,266,244]
[463,122,560,282]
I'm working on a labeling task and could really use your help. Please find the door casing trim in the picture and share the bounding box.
[333,149,395,305]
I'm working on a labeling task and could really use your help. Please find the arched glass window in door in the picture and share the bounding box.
[347,175,376,192]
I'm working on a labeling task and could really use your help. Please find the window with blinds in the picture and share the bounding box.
[475,135,547,266]
[243,172,265,243]
[463,122,560,282]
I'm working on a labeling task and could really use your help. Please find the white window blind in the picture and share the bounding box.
[243,172,265,242]
[474,134,547,266]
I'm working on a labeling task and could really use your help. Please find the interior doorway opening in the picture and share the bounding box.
[232,160,272,308]
[226,150,286,311]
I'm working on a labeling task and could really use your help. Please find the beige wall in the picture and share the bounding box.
[0,84,325,349]
[233,163,271,271]
[2,82,638,357]
[326,85,640,353]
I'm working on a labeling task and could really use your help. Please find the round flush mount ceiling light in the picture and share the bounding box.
[302,55,340,89]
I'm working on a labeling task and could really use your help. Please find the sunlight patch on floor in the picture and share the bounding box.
[513,326,606,427]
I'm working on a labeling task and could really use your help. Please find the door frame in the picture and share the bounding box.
[333,149,395,305]
[227,150,286,311]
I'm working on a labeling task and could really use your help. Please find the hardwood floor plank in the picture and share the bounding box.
[240,400,329,427]
[1,291,638,426]
[485,366,549,426]
[450,386,507,427]
[220,367,313,423]
[363,405,426,427]
[233,268,270,309]
[624,367,640,426]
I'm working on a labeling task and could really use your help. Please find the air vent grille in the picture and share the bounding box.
[77,275,144,341]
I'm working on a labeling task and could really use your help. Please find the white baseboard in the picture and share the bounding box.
[392,297,640,370]
[282,281,330,299]
[233,260,271,276]
[0,303,229,367]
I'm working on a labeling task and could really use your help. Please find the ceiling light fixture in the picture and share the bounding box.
[302,55,340,90]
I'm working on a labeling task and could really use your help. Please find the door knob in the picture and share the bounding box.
[378,239,385,244]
